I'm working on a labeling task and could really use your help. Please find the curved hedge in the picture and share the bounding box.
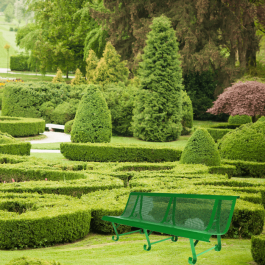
[251,234,265,265]
[5,256,61,265]
[180,128,221,166]
[60,142,183,162]
[218,120,265,162]
[228,115,252,125]
[0,192,91,249]
[0,116,45,137]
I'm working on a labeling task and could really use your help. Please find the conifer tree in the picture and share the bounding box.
[71,68,86,86]
[52,68,64,83]
[132,15,183,142]
[86,49,99,84]
[93,42,129,86]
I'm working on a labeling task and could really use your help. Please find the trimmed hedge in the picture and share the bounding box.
[64,119,74,134]
[10,55,30,71]
[180,128,221,166]
[228,115,252,125]
[0,192,91,249]
[206,128,233,142]
[0,116,45,137]
[208,165,237,178]
[251,235,265,265]
[60,142,183,162]
[222,159,265,178]
[0,175,124,197]
[0,142,31,156]
[210,124,241,129]
[5,256,61,265]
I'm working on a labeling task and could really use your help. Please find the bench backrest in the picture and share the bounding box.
[121,192,239,235]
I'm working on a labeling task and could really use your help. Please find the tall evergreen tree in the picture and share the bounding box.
[132,15,183,142]
[86,49,99,84]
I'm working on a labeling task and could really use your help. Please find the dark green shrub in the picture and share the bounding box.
[210,124,241,129]
[218,121,265,162]
[103,82,138,136]
[206,128,233,142]
[64,119,74,134]
[0,192,91,249]
[60,142,183,162]
[251,235,265,265]
[39,101,55,123]
[228,115,252,125]
[5,256,61,265]
[71,84,112,143]
[10,55,30,71]
[181,90,193,135]
[0,116,45,137]
[132,15,183,142]
[180,128,221,166]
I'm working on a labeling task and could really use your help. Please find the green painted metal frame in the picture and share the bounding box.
[103,192,239,264]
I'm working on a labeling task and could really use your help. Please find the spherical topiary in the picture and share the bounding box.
[71,84,112,143]
[228,115,252,125]
[5,256,61,265]
[218,120,265,162]
[181,90,193,135]
[180,128,221,166]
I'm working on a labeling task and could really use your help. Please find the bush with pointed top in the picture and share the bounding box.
[180,128,221,166]
[71,84,111,143]
[52,68,64,83]
[93,42,129,86]
[86,50,99,84]
[71,69,86,86]
[228,115,252,125]
[132,15,183,142]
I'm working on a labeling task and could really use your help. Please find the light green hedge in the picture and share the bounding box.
[206,128,233,142]
[60,143,183,162]
[208,165,237,178]
[0,175,124,198]
[0,192,91,249]
[251,234,265,265]
[5,256,62,265]
[0,116,45,137]
[0,142,31,156]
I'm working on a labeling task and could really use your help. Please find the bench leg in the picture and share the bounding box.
[111,222,143,242]
[143,229,178,251]
[188,236,222,264]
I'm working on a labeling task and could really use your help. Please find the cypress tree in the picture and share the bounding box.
[86,50,99,84]
[71,68,86,86]
[71,84,112,143]
[132,15,183,142]
[52,68,64,83]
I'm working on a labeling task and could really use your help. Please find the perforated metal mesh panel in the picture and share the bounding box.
[121,194,234,235]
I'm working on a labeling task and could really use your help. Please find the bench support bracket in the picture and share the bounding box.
[143,229,178,251]
[111,222,143,241]
[188,235,222,264]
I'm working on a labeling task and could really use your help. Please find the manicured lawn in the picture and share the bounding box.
[0,233,253,265]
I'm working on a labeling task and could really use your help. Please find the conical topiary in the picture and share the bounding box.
[52,68,64,83]
[86,49,99,84]
[180,128,221,166]
[71,68,86,86]
[132,15,183,142]
[71,84,111,143]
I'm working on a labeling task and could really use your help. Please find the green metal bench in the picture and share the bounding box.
[102,192,239,264]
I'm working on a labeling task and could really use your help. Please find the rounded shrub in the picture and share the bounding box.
[218,120,265,162]
[5,256,61,265]
[64,119,74,134]
[258,116,265,122]
[180,128,221,166]
[228,115,252,125]
[0,192,91,249]
[71,84,112,143]
[251,234,265,265]
[181,90,193,135]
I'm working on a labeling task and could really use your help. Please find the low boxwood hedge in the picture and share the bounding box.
[0,116,45,137]
[5,256,62,265]
[206,128,233,142]
[208,165,237,178]
[210,124,241,129]
[60,142,183,162]
[0,142,31,156]
[0,175,124,197]
[0,192,91,249]
[251,234,265,265]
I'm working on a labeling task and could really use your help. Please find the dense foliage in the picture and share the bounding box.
[10,55,30,71]
[180,128,221,166]
[251,235,265,265]
[132,16,183,142]
[218,120,265,162]
[71,84,112,143]
[181,90,193,135]
[228,115,252,125]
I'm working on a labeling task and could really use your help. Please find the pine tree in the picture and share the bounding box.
[71,68,86,86]
[132,15,183,142]
[52,68,64,83]
[71,84,112,143]
[93,42,129,86]
[86,49,99,84]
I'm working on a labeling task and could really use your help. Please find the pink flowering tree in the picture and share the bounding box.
[207,81,265,122]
